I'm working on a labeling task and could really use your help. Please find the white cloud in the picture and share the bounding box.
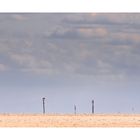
[78,27,108,38]
[87,13,140,25]
[10,53,36,67]
[113,32,140,44]
[21,68,59,75]
[7,49,55,76]
[49,27,109,39]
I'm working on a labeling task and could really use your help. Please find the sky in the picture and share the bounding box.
[0,13,140,114]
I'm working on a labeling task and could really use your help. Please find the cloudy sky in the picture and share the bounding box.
[0,13,140,114]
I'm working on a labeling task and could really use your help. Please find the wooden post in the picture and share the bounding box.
[42,97,45,114]
[74,105,76,115]
[92,100,94,114]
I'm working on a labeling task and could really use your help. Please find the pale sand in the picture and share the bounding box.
[0,114,140,127]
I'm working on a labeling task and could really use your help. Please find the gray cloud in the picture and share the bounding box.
[10,14,28,21]
[0,63,8,71]
[63,13,140,26]
[0,13,140,81]
[48,27,108,40]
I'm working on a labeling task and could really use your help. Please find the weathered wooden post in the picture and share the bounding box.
[42,97,45,114]
[92,100,94,114]
[74,105,76,115]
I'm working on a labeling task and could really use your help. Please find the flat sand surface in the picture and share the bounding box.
[0,114,140,127]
